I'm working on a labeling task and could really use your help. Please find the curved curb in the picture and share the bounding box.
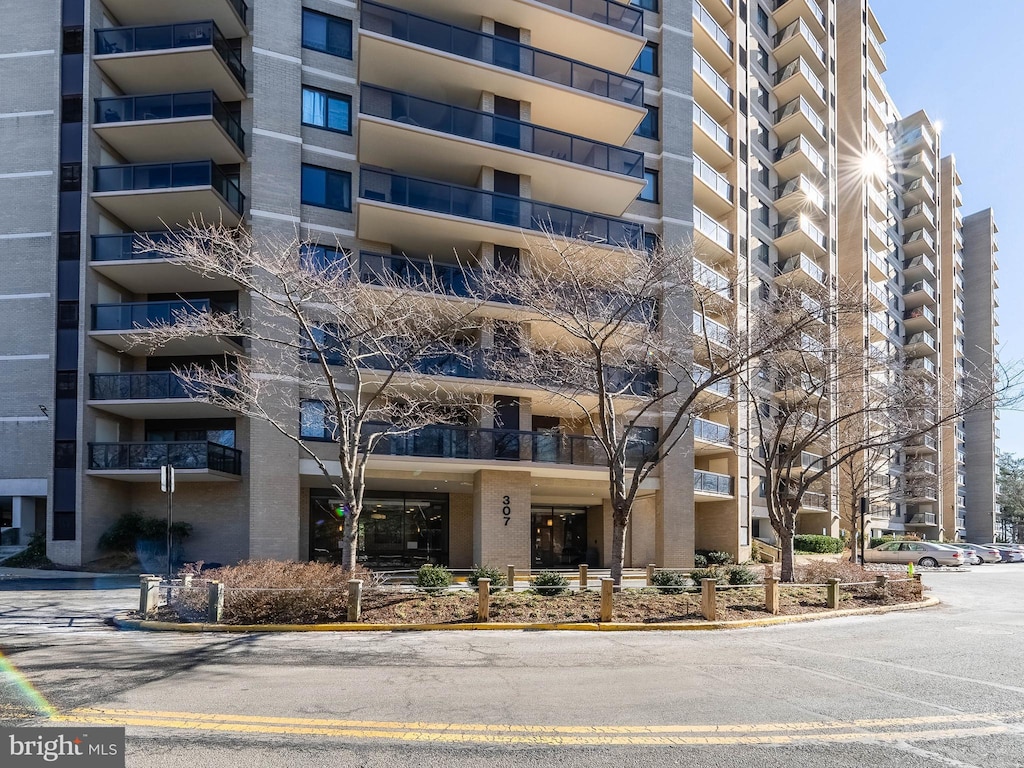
[111,597,939,633]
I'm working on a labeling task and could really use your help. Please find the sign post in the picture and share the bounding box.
[161,464,175,579]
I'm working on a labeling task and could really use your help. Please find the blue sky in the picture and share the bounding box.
[872,1,1022,458]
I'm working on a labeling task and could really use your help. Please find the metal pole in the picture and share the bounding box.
[859,496,867,565]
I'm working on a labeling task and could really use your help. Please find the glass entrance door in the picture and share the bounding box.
[531,507,588,568]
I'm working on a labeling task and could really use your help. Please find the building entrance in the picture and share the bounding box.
[531,507,589,568]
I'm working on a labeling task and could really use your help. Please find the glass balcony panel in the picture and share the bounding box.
[694,469,733,495]
[692,102,732,154]
[89,441,242,474]
[693,52,732,104]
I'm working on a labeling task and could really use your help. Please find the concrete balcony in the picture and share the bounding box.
[694,469,734,501]
[89,298,242,356]
[694,258,733,302]
[774,136,826,181]
[356,168,643,256]
[774,96,826,147]
[903,305,936,334]
[900,152,935,180]
[903,229,936,258]
[905,511,937,527]
[903,177,935,205]
[693,52,733,122]
[692,206,734,263]
[87,441,242,481]
[91,161,244,230]
[693,153,733,217]
[774,174,826,218]
[773,19,826,75]
[90,232,238,293]
[773,373,821,404]
[693,312,731,349]
[903,332,936,358]
[378,0,645,73]
[97,0,248,38]
[904,434,938,455]
[358,2,645,146]
[902,202,936,234]
[903,254,936,282]
[693,0,733,72]
[774,253,826,289]
[774,216,827,257]
[693,417,732,454]
[774,57,826,111]
[88,371,230,418]
[93,91,245,165]
[692,102,733,166]
[904,459,937,478]
[358,85,644,216]
[771,0,826,36]
[902,280,936,309]
[94,21,246,101]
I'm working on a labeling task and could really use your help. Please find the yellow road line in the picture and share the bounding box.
[51,714,1015,746]
[67,706,1024,734]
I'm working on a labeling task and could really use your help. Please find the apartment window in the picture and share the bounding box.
[55,370,77,398]
[54,441,76,469]
[755,164,770,188]
[630,0,658,10]
[57,301,78,328]
[61,95,83,123]
[300,399,335,440]
[756,121,770,148]
[301,86,351,134]
[639,169,659,202]
[301,164,352,211]
[301,324,345,365]
[635,105,659,139]
[60,163,81,191]
[753,242,770,265]
[755,85,769,110]
[754,200,770,225]
[644,232,661,255]
[302,9,352,58]
[756,5,769,33]
[753,44,769,72]
[58,233,80,260]
[300,243,349,274]
[758,279,771,302]
[633,42,658,75]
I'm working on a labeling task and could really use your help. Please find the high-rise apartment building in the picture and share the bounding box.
[0,0,1000,567]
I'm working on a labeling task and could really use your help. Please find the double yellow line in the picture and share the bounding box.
[51,707,1024,747]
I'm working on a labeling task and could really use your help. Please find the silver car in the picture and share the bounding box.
[948,543,1001,564]
[865,540,965,567]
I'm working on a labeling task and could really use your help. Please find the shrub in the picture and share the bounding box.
[415,564,452,593]
[97,511,192,553]
[651,569,688,595]
[533,570,570,596]
[725,565,759,585]
[0,532,53,569]
[705,551,734,566]
[689,567,724,585]
[796,559,872,584]
[793,534,844,554]
[467,565,506,592]
[693,554,708,568]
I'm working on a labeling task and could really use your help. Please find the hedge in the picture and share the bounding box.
[793,534,844,554]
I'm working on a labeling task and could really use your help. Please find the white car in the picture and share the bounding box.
[947,543,1001,564]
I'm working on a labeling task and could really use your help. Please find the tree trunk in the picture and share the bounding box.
[610,513,628,585]
[779,522,796,582]
[341,509,358,572]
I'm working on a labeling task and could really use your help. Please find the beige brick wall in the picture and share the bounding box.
[473,469,531,570]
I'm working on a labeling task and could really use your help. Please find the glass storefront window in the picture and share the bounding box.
[531,507,590,568]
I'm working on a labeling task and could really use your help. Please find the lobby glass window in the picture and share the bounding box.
[302,86,351,134]
[302,9,352,59]
[639,169,659,202]
[633,42,658,75]
[301,164,351,211]
[635,105,659,139]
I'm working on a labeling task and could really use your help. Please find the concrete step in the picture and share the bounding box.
[0,545,28,558]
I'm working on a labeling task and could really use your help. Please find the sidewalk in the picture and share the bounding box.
[0,566,127,579]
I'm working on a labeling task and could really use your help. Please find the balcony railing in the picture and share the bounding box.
[774,136,826,176]
[532,0,644,35]
[773,0,826,28]
[361,424,653,467]
[903,307,935,326]
[94,90,245,152]
[906,434,938,451]
[903,281,936,300]
[776,175,825,210]
[94,21,245,87]
[90,371,194,400]
[775,217,827,250]
[360,168,643,248]
[775,57,826,101]
[694,259,731,298]
[93,160,245,214]
[693,154,733,200]
[694,365,732,396]
[92,298,234,331]
[904,229,935,251]
[775,97,825,138]
[693,206,733,252]
[776,254,826,285]
[692,102,732,154]
[906,512,937,526]
[903,254,936,277]
[360,252,480,299]
[92,231,180,261]
[802,491,827,509]
[774,19,825,63]
[694,417,731,445]
[694,1,732,54]
[694,469,733,496]
[361,2,643,106]
[89,441,242,474]
[694,51,732,104]
[694,312,731,346]
[359,85,642,178]
[905,460,936,475]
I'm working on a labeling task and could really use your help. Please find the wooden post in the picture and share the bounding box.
[347,579,363,622]
[139,575,161,616]
[207,581,224,624]
[600,578,614,622]
[826,578,840,609]
[764,575,779,615]
[181,574,193,588]
[700,578,717,621]
[646,564,656,587]
[506,565,516,592]
[578,564,588,591]
[875,574,889,592]
[477,578,491,622]
[913,572,922,597]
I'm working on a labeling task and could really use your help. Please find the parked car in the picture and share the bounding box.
[946,543,1001,564]
[981,544,1024,563]
[865,540,965,567]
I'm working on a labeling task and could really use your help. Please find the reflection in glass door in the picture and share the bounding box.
[531,507,588,568]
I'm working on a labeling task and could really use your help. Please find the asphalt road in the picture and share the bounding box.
[1,567,1023,767]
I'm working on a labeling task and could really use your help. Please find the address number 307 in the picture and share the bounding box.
[502,496,511,526]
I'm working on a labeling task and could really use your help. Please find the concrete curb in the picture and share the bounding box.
[111,597,940,633]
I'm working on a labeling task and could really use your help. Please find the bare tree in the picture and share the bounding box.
[745,285,1012,581]
[134,223,484,570]
[474,232,832,584]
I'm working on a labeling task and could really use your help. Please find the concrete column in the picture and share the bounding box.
[473,469,531,569]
